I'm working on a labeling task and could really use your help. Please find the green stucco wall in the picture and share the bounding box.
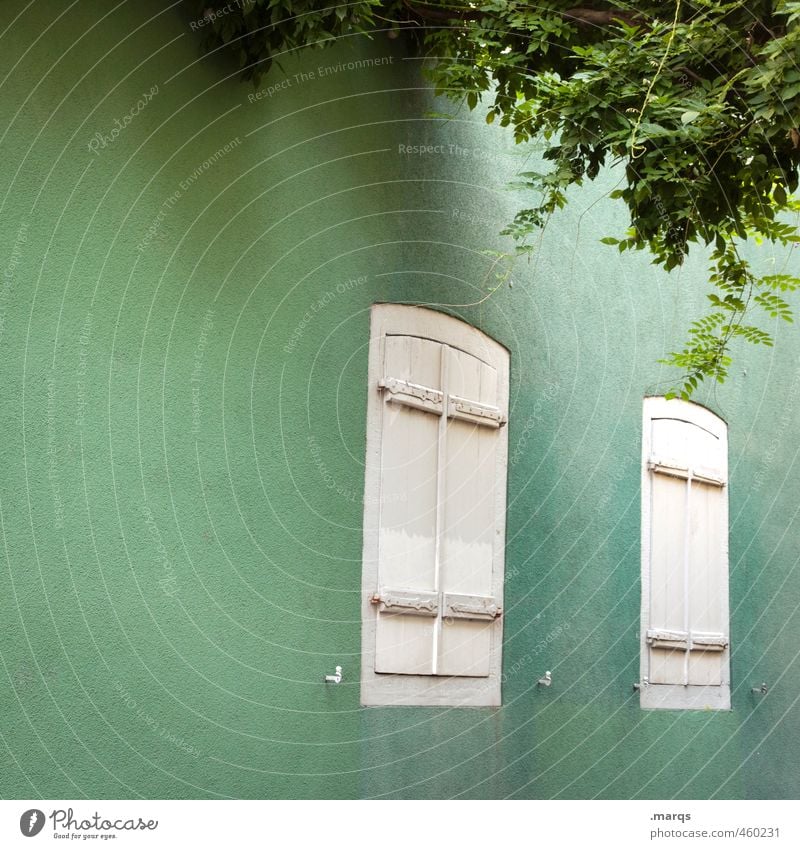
[1,1,798,800]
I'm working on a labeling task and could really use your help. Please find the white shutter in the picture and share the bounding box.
[641,397,730,709]
[363,305,509,704]
[374,335,442,674]
[439,346,501,677]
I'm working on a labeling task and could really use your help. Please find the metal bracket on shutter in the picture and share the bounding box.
[372,588,439,617]
[689,633,728,651]
[646,629,728,652]
[379,377,443,415]
[447,395,506,428]
[647,459,689,481]
[443,593,502,621]
[692,466,726,487]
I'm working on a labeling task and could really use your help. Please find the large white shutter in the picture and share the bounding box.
[641,397,730,709]
[362,305,509,706]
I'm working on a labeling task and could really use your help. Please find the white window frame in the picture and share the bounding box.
[640,396,731,710]
[360,304,509,707]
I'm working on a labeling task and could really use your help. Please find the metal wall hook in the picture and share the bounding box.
[324,665,343,684]
[537,670,552,688]
[750,682,768,695]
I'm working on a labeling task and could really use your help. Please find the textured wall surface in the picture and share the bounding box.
[1,1,798,800]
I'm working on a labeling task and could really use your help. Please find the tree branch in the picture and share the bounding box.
[403,3,646,29]
[562,8,643,27]
[401,1,480,22]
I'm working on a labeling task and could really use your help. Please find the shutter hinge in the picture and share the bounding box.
[448,395,506,428]
[378,377,443,415]
[372,588,439,617]
[444,593,502,621]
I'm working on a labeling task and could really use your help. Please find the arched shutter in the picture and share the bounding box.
[641,397,730,709]
[362,305,509,706]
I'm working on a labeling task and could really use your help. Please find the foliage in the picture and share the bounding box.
[194,1,800,397]
[189,1,389,80]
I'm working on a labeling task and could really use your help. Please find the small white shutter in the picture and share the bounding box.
[641,398,729,707]
[370,312,508,683]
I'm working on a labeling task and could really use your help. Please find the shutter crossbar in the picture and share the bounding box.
[373,590,501,621]
[380,378,507,427]
[648,457,725,487]
[646,628,728,652]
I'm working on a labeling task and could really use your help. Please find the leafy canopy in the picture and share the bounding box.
[193,1,800,398]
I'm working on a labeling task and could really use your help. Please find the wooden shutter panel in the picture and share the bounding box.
[648,472,688,685]
[439,346,500,677]
[644,404,729,696]
[374,335,441,674]
[687,480,726,686]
